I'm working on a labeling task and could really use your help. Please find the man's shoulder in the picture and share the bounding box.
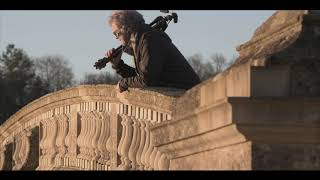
[141,29,171,44]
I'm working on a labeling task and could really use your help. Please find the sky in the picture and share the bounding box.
[0,10,275,81]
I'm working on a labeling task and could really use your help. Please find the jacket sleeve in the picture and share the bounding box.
[120,32,166,89]
[111,59,136,78]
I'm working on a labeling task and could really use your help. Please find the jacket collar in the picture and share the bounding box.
[129,24,151,57]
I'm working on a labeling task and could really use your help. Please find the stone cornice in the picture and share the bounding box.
[234,10,320,66]
[237,11,306,52]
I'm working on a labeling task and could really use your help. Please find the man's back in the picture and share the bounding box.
[133,25,201,90]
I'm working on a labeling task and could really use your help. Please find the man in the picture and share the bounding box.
[106,10,200,93]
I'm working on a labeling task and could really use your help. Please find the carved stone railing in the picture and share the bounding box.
[0,85,183,170]
[1,10,320,170]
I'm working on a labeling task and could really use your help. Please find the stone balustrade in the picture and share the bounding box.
[0,85,182,170]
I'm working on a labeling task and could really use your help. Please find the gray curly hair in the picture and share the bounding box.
[108,10,145,34]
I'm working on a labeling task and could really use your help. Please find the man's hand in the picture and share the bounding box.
[105,48,122,66]
[117,80,129,93]
[116,81,130,104]
[116,82,122,93]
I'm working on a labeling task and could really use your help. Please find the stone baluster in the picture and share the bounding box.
[114,105,171,171]
[77,102,91,169]
[128,117,141,170]
[77,111,103,170]
[158,153,170,170]
[130,106,149,170]
[55,114,69,167]
[153,149,162,170]
[97,113,111,169]
[47,117,58,169]
[64,117,72,166]
[117,104,124,159]
[12,130,31,170]
[76,113,85,161]
[12,136,22,170]
[63,104,80,168]
[43,118,52,168]
[117,114,125,166]
[0,146,5,170]
[145,111,171,170]
[144,121,154,170]
[39,119,48,168]
[118,115,133,170]
[105,126,113,170]
[77,112,91,169]
[39,117,58,169]
[136,120,146,170]
[92,112,102,161]
[148,144,158,170]
[84,113,94,160]
[89,112,102,169]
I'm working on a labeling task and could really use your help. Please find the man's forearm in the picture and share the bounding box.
[119,75,147,91]
[112,60,136,78]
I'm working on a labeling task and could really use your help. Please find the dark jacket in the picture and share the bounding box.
[113,24,200,90]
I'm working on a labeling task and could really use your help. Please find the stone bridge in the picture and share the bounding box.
[1,10,320,170]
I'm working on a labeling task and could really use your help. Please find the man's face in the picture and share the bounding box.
[111,22,130,46]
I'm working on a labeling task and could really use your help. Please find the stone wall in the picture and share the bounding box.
[152,10,320,170]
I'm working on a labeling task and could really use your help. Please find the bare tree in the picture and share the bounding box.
[210,53,227,73]
[80,71,120,85]
[227,54,238,68]
[188,53,238,82]
[34,55,75,92]
[188,54,215,81]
